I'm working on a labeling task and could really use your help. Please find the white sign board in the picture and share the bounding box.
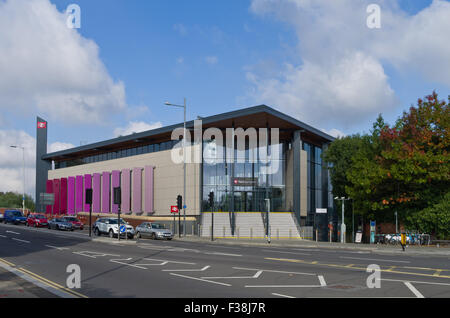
[355,232,363,243]
[316,208,327,214]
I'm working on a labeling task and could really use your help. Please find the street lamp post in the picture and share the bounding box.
[335,196,350,243]
[10,146,25,214]
[165,98,187,236]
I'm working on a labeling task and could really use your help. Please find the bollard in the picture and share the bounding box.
[250,228,253,240]
[223,226,225,238]
[316,229,318,243]
[237,228,240,239]
[277,229,279,240]
[289,229,292,240]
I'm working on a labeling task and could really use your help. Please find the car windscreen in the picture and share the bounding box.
[108,219,126,224]
[64,217,78,221]
[152,223,166,229]
[35,215,46,219]
[12,211,23,217]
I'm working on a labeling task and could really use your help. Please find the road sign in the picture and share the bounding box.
[39,193,54,205]
[355,232,363,243]
[171,206,179,214]
[119,225,126,233]
[316,208,327,214]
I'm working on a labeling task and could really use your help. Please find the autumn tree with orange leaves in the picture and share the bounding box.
[325,92,449,238]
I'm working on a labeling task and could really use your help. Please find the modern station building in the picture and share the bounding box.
[35,105,336,240]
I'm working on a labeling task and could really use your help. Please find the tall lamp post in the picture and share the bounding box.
[335,196,350,243]
[10,145,25,214]
[165,98,187,236]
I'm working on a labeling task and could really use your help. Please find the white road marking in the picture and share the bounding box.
[381,278,450,287]
[204,252,242,257]
[6,231,20,235]
[272,293,296,298]
[233,267,316,276]
[143,258,196,265]
[169,273,232,287]
[109,257,151,269]
[73,251,120,259]
[45,245,69,251]
[0,235,6,238]
[12,238,30,243]
[163,265,210,272]
[340,256,410,263]
[203,270,263,280]
[404,282,425,298]
[318,275,327,287]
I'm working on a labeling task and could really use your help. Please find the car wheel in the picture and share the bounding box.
[151,233,157,240]
[136,232,141,239]
[109,230,114,238]
[167,238,172,241]
[94,228,100,236]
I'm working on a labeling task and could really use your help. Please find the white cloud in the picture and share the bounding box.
[0,0,126,124]
[321,128,345,139]
[48,142,75,153]
[114,121,163,137]
[248,0,450,129]
[205,56,219,65]
[0,129,76,197]
[173,23,188,36]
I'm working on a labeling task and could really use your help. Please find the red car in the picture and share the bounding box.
[61,216,84,230]
[27,214,49,228]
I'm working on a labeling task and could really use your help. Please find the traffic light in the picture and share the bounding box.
[208,191,214,207]
[177,195,182,210]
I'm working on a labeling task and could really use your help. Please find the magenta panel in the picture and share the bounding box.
[132,167,142,213]
[111,170,120,213]
[144,166,154,214]
[53,179,60,215]
[92,173,101,213]
[60,178,68,215]
[121,169,131,213]
[101,172,110,213]
[84,174,92,212]
[67,177,75,215]
[46,180,53,214]
[75,176,83,213]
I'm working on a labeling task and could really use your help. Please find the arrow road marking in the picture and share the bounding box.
[169,273,231,287]
[73,251,120,259]
[163,265,210,272]
[202,270,263,280]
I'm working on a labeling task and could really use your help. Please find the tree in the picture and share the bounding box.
[0,192,35,212]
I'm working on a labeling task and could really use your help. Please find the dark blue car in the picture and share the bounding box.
[3,210,27,225]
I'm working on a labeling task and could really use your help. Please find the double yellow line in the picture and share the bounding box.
[0,258,88,298]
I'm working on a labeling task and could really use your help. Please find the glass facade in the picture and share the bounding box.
[54,140,179,169]
[202,139,287,213]
[303,142,331,226]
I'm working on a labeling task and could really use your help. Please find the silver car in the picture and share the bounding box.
[136,222,173,240]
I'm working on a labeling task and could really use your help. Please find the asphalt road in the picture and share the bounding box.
[1,222,449,298]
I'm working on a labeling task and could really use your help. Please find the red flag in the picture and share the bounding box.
[37,122,47,129]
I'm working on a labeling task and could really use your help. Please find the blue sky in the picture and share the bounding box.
[0,0,449,196]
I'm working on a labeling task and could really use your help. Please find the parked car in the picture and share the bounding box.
[93,217,134,239]
[27,214,49,228]
[3,210,27,225]
[0,213,3,222]
[61,216,84,230]
[48,218,74,231]
[135,222,173,240]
